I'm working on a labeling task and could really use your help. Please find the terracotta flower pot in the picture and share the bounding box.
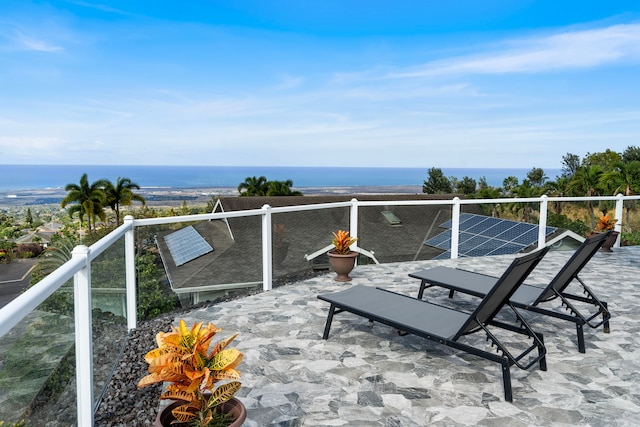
[327,251,358,282]
[154,397,246,427]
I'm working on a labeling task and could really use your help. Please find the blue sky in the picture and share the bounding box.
[1,1,639,169]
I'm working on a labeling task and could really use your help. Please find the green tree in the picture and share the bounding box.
[600,161,640,230]
[61,173,108,233]
[502,176,519,196]
[526,167,548,187]
[568,165,604,229]
[510,181,542,223]
[622,145,640,163]
[25,208,33,229]
[583,149,621,170]
[422,167,453,194]
[546,176,571,215]
[266,179,303,196]
[103,177,146,224]
[456,176,477,195]
[601,161,640,196]
[561,153,581,178]
[238,176,269,196]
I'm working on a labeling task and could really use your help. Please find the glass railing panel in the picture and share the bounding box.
[133,221,180,319]
[90,235,128,408]
[620,199,639,246]
[271,206,351,280]
[144,216,264,308]
[357,204,453,262]
[0,279,77,426]
[545,199,599,237]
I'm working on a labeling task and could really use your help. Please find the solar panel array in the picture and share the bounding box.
[425,213,556,259]
[164,226,213,266]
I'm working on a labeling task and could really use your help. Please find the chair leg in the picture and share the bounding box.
[602,301,610,333]
[576,324,586,354]
[501,363,513,402]
[418,282,426,299]
[322,304,336,339]
[537,333,547,371]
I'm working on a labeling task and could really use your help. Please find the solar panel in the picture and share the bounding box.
[164,226,213,266]
[440,212,475,229]
[424,230,452,248]
[493,222,532,241]
[465,217,501,234]
[424,213,556,258]
[479,221,517,237]
[458,215,487,229]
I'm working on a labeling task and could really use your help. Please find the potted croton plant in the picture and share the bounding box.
[327,229,358,282]
[138,319,246,427]
[593,214,619,252]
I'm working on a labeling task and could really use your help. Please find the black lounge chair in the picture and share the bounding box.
[410,231,612,354]
[318,247,550,402]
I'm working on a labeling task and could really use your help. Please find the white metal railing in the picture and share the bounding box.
[0,194,637,425]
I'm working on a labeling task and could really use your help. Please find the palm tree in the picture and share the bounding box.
[238,176,269,196]
[509,181,541,223]
[545,176,570,215]
[103,177,146,224]
[568,165,604,229]
[266,179,303,196]
[61,173,108,233]
[600,161,640,230]
[601,161,640,197]
[502,176,519,196]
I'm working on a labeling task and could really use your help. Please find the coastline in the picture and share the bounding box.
[0,185,423,209]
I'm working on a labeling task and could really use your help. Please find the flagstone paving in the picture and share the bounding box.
[181,247,640,426]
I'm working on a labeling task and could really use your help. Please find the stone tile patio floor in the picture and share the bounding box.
[180,247,640,426]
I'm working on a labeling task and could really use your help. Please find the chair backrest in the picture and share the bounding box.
[533,230,610,303]
[454,246,550,339]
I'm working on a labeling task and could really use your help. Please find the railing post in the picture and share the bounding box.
[615,193,624,248]
[538,195,548,250]
[262,204,273,291]
[451,197,460,259]
[72,245,94,427]
[124,216,137,331]
[350,198,359,250]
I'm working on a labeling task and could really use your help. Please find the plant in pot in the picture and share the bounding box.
[327,229,358,282]
[138,319,246,427]
[592,214,619,252]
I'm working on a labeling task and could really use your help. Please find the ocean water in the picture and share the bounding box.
[0,165,562,192]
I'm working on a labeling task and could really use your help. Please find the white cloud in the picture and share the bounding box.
[390,23,640,77]
[63,0,130,16]
[13,30,63,52]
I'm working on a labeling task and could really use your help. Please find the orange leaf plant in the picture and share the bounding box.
[331,230,357,254]
[138,319,242,426]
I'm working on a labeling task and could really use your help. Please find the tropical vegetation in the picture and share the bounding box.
[60,173,146,232]
[422,145,640,238]
[331,229,357,254]
[237,176,303,196]
[138,319,243,426]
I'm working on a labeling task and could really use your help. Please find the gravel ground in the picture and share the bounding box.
[94,315,175,427]
[93,271,323,426]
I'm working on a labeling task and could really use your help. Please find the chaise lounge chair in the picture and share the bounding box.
[410,231,612,354]
[318,247,550,402]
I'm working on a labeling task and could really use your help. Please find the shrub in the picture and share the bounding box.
[547,213,590,236]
